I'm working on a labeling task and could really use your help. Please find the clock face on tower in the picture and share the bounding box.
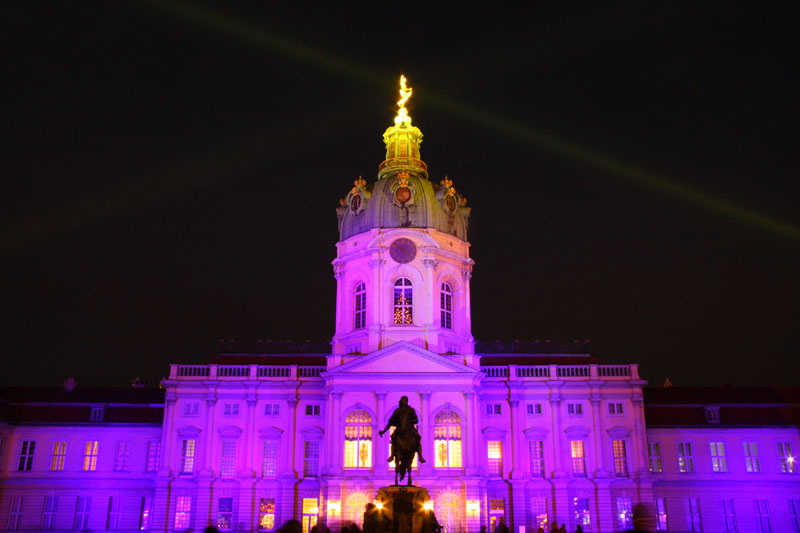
[389,238,417,264]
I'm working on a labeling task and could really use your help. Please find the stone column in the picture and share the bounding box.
[375,391,388,476]
[419,391,432,476]
[283,399,298,479]
[368,258,384,350]
[422,259,438,339]
[203,394,217,476]
[589,387,608,478]
[329,392,343,476]
[464,391,479,476]
[159,390,176,476]
[549,391,564,477]
[633,394,648,475]
[244,393,257,477]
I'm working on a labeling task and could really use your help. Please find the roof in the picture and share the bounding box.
[0,387,164,425]
[644,387,800,428]
[477,340,591,354]
[479,355,601,366]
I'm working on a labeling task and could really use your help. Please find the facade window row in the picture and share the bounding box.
[5,495,152,531]
[351,278,455,329]
[647,440,796,474]
[14,439,161,473]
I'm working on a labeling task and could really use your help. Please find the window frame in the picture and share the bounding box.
[677,441,695,473]
[82,441,99,472]
[710,441,727,473]
[392,277,413,325]
[354,282,366,329]
[440,282,453,329]
[344,409,373,469]
[18,440,35,471]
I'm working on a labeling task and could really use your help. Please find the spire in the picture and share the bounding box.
[379,75,427,180]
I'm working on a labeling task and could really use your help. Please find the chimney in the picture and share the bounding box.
[64,377,77,392]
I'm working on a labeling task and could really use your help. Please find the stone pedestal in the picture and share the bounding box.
[375,485,430,533]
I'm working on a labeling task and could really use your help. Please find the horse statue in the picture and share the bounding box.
[379,396,426,486]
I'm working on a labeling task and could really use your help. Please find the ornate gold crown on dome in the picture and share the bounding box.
[379,75,427,180]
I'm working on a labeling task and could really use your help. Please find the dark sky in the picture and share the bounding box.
[2,2,798,388]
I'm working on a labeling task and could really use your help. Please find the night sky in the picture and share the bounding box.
[2,2,798,388]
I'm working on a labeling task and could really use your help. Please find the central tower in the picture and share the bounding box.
[331,76,476,366]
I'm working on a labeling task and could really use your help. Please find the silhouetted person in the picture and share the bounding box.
[576,525,584,533]
[420,510,442,533]
[550,523,558,533]
[497,518,509,533]
[278,519,302,533]
[205,527,220,533]
[537,527,545,533]
[316,522,331,533]
[480,526,487,533]
[558,524,566,533]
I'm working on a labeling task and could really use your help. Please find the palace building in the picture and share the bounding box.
[0,79,798,533]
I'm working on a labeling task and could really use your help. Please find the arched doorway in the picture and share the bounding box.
[344,492,369,530]
[435,493,463,533]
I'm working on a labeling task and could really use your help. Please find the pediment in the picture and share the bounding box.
[327,341,477,375]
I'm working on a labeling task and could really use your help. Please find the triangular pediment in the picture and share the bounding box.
[327,341,477,375]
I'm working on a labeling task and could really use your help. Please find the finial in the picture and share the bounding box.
[394,75,413,126]
[354,176,367,188]
[440,175,453,189]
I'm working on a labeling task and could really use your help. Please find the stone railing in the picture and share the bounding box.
[484,364,639,381]
[170,364,327,381]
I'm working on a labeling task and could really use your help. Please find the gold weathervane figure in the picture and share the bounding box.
[394,75,413,126]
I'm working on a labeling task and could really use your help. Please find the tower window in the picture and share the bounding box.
[393,278,413,324]
[440,282,453,329]
[354,282,366,329]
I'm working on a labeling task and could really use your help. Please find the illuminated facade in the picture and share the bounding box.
[0,79,798,533]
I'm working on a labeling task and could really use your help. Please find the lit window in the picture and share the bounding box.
[613,440,628,477]
[710,442,727,473]
[686,497,702,532]
[113,441,130,472]
[262,440,278,477]
[617,497,633,530]
[18,441,35,471]
[567,403,583,415]
[608,403,624,415]
[218,497,233,531]
[7,496,23,530]
[529,441,545,477]
[743,442,760,472]
[301,498,318,533]
[574,498,591,531]
[656,498,668,531]
[51,441,66,471]
[221,440,237,478]
[264,403,280,416]
[259,498,276,531]
[393,278,413,324]
[344,409,372,468]
[146,440,161,472]
[527,403,543,416]
[570,440,586,477]
[183,402,199,416]
[174,496,191,530]
[434,409,462,468]
[223,403,240,417]
[531,497,548,531]
[486,404,501,415]
[778,442,796,473]
[74,496,91,530]
[107,496,121,530]
[139,497,152,531]
[677,442,695,473]
[755,499,772,532]
[354,282,366,329]
[440,282,453,329]
[83,441,99,471]
[648,442,663,473]
[721,499,736,532]
[344,493,369,530]
[305,404,321,416]
[41,496,58,530]
[304,441,319,477]
[487,441,503,476]
[90,407,104,422]
[181,440,195,474]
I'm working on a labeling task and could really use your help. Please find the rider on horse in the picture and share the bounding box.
[379,395,426,464]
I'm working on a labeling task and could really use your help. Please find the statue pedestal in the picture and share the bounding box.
[375,485,429,533]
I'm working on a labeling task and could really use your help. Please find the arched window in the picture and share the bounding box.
[354,283,366,329]
[344,492,369,529]
[393,278,413,324]
[344,410,372,468]
[434,409,462,468]
[436,493,464,533]
[440,282,453,329]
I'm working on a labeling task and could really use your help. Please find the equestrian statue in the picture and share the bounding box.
[379,396,426,486]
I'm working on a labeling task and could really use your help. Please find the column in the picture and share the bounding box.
[508,388,524,480]
[590,389,607,478]
[244,393,257,477]
[368,258,384,350]
[159,390,177,476]
[633,394,648,475]
[419,391,432,476]
[422,259,437,340]
[375,391,388,476]
[283,399,298,478]
[464,391,479,476]
[202,394,217,476]
[549,398,564,476]
[329,392,343,476]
